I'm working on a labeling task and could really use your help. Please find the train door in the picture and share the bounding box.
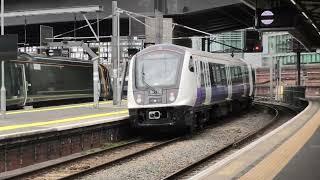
[226,65,232,100]
[204,62,211,105]
[231,66,243,98]
[219,65,228,100]
[247,64,254,97]
[210,64,220,102]
[194,59,205,106]
[16,64,28,106]
[238,67,245,97]
[242,66,247,97]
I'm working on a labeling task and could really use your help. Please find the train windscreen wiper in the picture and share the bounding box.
[141,66,158,94]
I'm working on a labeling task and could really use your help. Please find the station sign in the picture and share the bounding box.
[260,10,274,25]
[256,8,296,30]
[0,34,18,61]
[255,0,297,31]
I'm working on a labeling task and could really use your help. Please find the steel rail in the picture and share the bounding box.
[162,103,282,180]
[8,103,288,180]
[6,139,142,180]
[59,137,181,180]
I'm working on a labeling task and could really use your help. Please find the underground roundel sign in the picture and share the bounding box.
[261,10,274,25]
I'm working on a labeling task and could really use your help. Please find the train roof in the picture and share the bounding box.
[18,53,93,65]
[139,44,249,66]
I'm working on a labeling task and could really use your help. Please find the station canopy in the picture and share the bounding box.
[170,0,320,50]
[3,0,320,50]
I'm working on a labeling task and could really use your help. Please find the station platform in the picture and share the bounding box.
[0,101,128,140]
[191,97,320,180]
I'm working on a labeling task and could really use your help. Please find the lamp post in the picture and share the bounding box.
[112,1,120,105]
[1,0,6,118]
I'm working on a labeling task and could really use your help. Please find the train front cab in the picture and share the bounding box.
[128,45,193,131]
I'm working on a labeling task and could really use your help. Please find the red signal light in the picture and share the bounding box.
[253,44,263,52]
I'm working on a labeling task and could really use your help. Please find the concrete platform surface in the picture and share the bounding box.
[275,125,320,180]
[0,101,128,140]
[191,100,320,180]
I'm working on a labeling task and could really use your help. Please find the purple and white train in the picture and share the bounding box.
[128,44,255,132]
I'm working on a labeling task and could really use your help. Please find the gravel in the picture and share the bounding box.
[80,107,275,180]
[26,142,159,180]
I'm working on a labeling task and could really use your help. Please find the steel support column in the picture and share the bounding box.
[207,38,210,52]
[1,0,6,118]
[83,13,100,108]
[112,1,120,105]
[202,38,206,51]
[297,51,301,86]
[155,10,163,44]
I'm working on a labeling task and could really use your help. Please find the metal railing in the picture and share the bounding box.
[255,85,307,108]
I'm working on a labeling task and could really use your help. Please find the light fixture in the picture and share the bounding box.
[4,6,102,17]
[290,0,296,5]
[302,12,309,19]
[312,23,317,29]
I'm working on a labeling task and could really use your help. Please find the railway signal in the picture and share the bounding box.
[245,30,263,52]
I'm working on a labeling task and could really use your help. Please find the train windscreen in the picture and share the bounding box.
[135,50,182,89]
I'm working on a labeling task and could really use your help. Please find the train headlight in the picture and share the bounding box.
[169,92,175,102]
[167,89,178,103]
[134,92,144,105]
[136,94,142,104]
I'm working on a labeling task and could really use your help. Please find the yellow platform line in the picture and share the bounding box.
[240,108,320,180]
[0,110,129,132]
[6,101,117,115]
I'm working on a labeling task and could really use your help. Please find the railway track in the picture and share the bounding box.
[7,103,289,180]
[9,137,181,180]
[162,103,282,180]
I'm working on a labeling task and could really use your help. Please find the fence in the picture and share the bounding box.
[255,85,307,108]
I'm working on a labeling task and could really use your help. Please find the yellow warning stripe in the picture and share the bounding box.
[240,108,320,180]
[7,101,116,115]
[0,110,129,132]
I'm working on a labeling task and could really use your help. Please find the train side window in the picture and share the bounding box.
[230,67,233,81]
[215,64,221,84]
[244,67,248,83]
[230,67,236,83]
[205,62,210,87]
[234,67,238,82]
[209,63,215,85]
[195,60,201,88]
[189,56,194,72]
[238,67,243,83]
[203,62,207,87]
[246,67,249,83]
[246,67,250,83]
[213,63,218,85]
[200,61,205,87]
[234,67,239,84]
[220,65,226,85]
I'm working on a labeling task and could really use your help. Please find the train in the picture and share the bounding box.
[128,44,255,132]
[2,53,112,108]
